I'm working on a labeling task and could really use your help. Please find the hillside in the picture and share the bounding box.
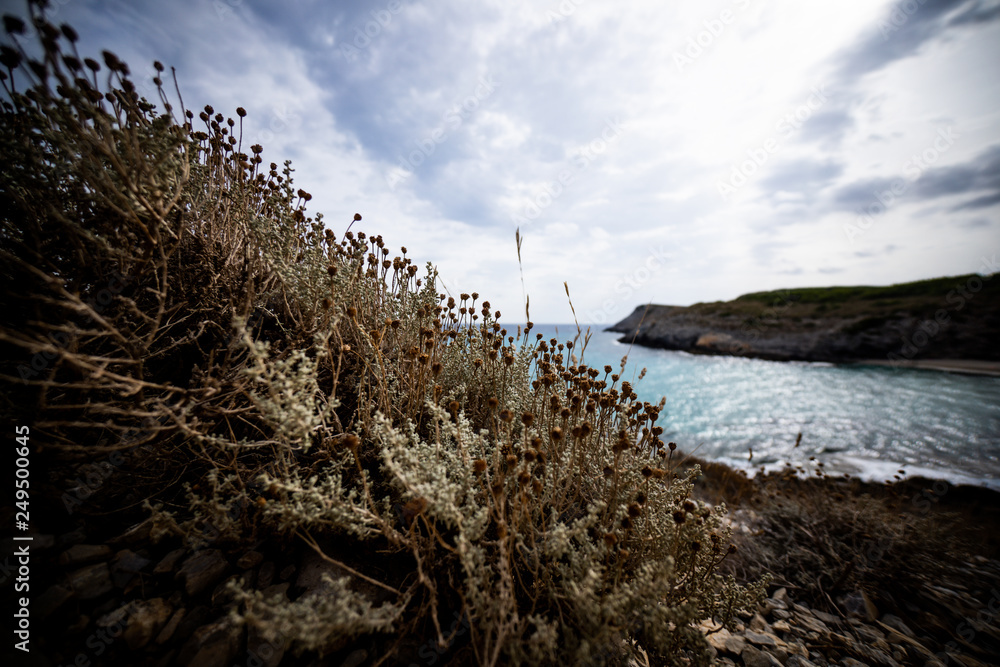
[607,274,1000,365]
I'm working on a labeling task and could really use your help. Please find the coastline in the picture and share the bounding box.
[849,358,1000,377]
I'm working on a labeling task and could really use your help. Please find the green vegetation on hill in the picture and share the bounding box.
[733,274,999,310]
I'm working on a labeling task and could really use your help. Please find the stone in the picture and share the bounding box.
[879,614,915,638]
[111,549,152,588]
[855,624,886,644]
[773,608,791,620]
[247,623,286,667]
[262,582,290,601]
[68,563,113,600]
[703,626,738,655]
[156,607,185,645]
[96,601,135,630]
[772,620,791,632]
[786,657,818,667]
[745,630,778,648]
[793,612,830,636]
[841,591,879,622]
[176,549,229,597]
[35,584,75,619]
[154,547,188,574]
[211,575,243,607]
[123,598,173,649]
[173,605,212,644]
[257,561,276,588]
[841,659,868,667]
[750,613,770,632]
[108,518,153,546]
[763,598,788,616]
[295,549,345,596]
[178,618,242,667]
[236,550,264,569]
[813,610,841,625]
[59,544,112,566]
[741,645,782,667]
[57,526,88,548]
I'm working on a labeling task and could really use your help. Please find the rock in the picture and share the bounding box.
[773,608,792,620]
[58,544,112,565]
[855,624,886,644]
[176,549,229,597]
[749,613,770,632]
[111,548,152,588]
[236,550,264,569]
[812,610,841,625]
[247,623,286,667]
[772,587,788,603]
[154,547,188,574]
[793,612,830,636]
[261,582,290,602]
[341,649,368,667]
[57,526,88,548]
[156,607,185,645]
[257,561,276,588]
[123,598,173,649]
[841,659,868,667]
[108,518,153,546]
[703,626,742,656]
[786,657,819,667]
[879,614,915,638]
[295,549,345,596]
[35,584,75,619]
[741,645,782,667]
[178,618,242,667]
[841,591,879,622]
[67,563,113,600]
[744,630,779,648]
[28,533,56,550]
[96,602,135,630]
[278,563,296,581]
[772,620,791,632]
[173,605,213,644]
[763,597,788,616]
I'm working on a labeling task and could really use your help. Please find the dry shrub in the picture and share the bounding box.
[0,5,768,664]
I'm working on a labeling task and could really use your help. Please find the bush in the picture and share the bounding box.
[0,4,768,664]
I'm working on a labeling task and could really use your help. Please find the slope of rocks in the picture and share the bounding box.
[606,274,1000,364]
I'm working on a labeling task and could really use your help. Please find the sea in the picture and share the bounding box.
[527,324,1000,490]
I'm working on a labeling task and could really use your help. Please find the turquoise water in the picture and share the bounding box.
[529,324,1000,489]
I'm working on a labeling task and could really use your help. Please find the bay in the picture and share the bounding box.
[529,324,1000,489]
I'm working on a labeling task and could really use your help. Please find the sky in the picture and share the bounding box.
[4,0,1000,325]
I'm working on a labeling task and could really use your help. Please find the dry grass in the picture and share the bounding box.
[0,5,769,665]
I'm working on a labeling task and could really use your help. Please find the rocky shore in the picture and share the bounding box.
[606,274,1000,367]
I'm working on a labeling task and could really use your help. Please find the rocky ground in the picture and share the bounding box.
[7,457,999,667]
[696,581,999,667]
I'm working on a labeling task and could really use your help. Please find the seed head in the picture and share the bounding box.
[473,459,488,475]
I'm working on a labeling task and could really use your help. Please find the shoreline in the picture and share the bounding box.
[848,358,1000,377]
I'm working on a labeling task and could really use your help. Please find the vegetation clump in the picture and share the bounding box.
[0,4,767,664]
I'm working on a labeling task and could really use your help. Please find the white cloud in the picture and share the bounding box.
[41,0,1000,323]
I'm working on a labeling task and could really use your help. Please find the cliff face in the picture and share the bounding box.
[606,274,1000,363]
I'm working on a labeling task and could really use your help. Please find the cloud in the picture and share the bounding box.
[26,0,1000,320]
[830,144,1000,212]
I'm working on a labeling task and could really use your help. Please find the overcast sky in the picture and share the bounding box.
[6,0,1000,324]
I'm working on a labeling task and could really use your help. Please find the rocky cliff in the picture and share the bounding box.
[607,273,1000,363]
